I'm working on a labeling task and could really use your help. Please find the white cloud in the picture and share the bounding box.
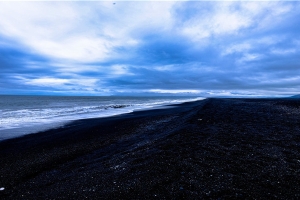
[30,36,113,62]
[0,1,176,63]
[238,53,262,63]
[180,2,252,41]
[179,1,293,43]
[154,65,177,71]
[253,3,292,31]
[271,48,296,55]
[223,35,285,56]
[223,43,252,55]
[149,89,201,94]
[24,77,70,87]
[0,2,99,61]
[110,65,132,75]
[0,1,294,63]
[15,76,98,89]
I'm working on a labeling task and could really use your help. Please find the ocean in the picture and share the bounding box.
[0,95,204,140]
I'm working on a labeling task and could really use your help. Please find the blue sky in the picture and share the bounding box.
[0,1,300,96]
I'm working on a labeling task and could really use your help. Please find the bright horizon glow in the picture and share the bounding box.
[0,1,300,97]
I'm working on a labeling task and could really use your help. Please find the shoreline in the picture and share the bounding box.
[1,98,300,199]
[0,97,205,142]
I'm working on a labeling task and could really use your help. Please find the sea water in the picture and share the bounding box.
[0,96,204,140]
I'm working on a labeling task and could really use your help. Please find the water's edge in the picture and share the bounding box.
[0,96,205,141]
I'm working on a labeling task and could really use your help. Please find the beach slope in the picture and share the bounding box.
[1,98,300,199]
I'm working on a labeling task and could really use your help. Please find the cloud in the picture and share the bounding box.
[23,77,70,87]
[0,1,300,96]
[149,89,201,94]
[0,1,176,63]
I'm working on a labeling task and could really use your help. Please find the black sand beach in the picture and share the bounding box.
[1,98,300,199]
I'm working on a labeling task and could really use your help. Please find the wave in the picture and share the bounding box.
[0,97,205,140]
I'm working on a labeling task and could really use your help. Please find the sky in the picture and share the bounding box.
[0,1,300,97]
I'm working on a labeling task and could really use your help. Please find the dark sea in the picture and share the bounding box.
[0,95,204,140]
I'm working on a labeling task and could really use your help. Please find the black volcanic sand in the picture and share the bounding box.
[1,98,300,199]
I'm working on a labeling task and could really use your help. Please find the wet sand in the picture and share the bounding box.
[0,98,300,199]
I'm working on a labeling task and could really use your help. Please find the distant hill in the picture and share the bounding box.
[290,94,300,98]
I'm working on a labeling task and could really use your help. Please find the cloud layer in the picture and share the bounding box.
[1,1,300,96]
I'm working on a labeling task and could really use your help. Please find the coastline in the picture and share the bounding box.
[1,98,300,199]
[0,96,205,141]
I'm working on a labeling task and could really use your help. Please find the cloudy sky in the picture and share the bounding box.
[1,1,300,96]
